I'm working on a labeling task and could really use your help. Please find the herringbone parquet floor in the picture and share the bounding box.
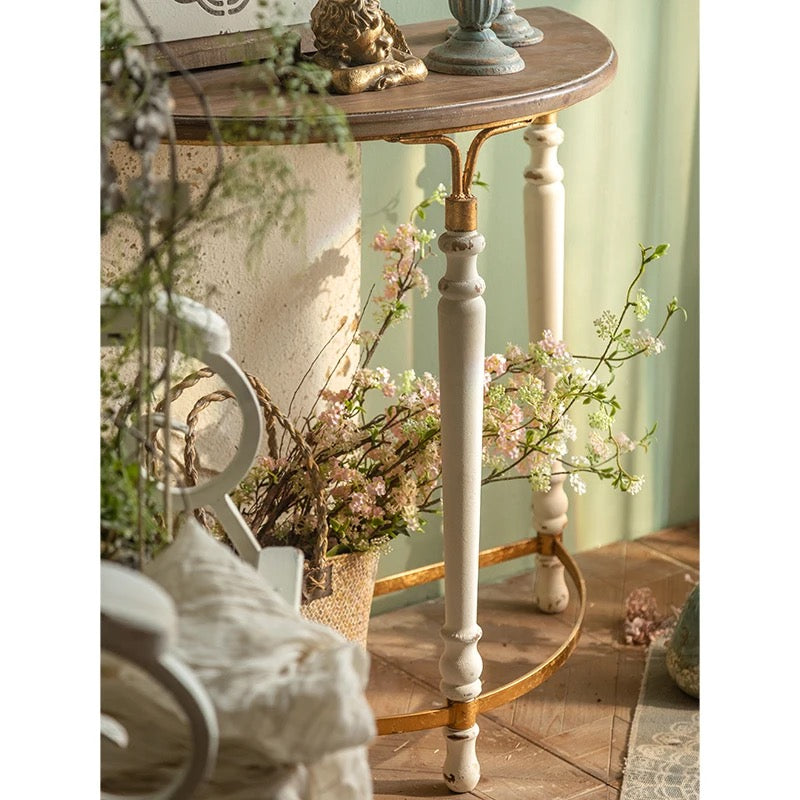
[365,523,700,799]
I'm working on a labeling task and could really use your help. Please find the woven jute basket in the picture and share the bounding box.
[300,549,380,648]
[165,367,379,648]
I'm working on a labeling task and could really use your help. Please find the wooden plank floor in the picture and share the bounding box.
[365,522,699,799]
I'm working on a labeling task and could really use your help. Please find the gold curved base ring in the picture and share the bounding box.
[373,535,586,736]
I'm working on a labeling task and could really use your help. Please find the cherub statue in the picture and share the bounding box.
[309,0,428,94]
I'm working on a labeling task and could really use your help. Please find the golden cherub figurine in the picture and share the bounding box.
[310,0,428,94]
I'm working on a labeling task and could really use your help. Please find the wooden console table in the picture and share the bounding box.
[169,6,616,792]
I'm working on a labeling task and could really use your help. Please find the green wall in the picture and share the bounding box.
[361,2,699,613]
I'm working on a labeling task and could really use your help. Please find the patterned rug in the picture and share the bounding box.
[620,638,699,800]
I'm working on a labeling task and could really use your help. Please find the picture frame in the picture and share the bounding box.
[121,0,316,71]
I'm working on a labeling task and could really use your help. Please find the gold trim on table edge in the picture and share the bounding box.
[373,535,587,736]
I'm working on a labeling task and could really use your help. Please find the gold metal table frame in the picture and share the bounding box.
[372,532,587,737]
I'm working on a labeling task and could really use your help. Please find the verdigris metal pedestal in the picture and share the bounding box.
[493,1,544,47]
[426,0,524,76]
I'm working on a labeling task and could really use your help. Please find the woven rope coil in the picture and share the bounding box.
[158,368,331,601]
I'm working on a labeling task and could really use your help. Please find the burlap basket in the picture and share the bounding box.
[300,549,380,648]
[163,367,379,648]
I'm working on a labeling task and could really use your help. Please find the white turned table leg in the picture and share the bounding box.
[524,117,570,614]
[437,226,486,793]
[443,723,481,792]
[530,474,570,613]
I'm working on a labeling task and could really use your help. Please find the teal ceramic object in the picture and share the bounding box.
[425,0,525,76]
[666,583,700,698]
[493,2,544,47]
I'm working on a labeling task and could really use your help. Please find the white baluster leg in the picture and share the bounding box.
[524,115,570,614]
[437,221,485,793]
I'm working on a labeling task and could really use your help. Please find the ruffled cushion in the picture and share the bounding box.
[144,517,376,765]
[102,516,375,799]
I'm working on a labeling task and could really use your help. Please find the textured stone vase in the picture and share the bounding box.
[425,0,525,75]
[666,583,699,698]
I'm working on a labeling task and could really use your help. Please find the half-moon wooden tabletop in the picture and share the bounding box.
[168,6,617,143]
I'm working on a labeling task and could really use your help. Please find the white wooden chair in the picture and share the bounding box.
[101,560,218,800]
[101,288,306,603]
[100,289,306,798]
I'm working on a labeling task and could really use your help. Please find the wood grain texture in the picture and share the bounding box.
[169,7,616,143]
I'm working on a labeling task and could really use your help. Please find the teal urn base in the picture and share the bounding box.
[426,0,525,76]
[493,2,544,47]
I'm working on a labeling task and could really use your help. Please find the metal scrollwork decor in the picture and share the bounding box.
[173,0,252,17]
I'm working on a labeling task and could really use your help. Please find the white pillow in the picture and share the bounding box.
[142,516,376,766]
